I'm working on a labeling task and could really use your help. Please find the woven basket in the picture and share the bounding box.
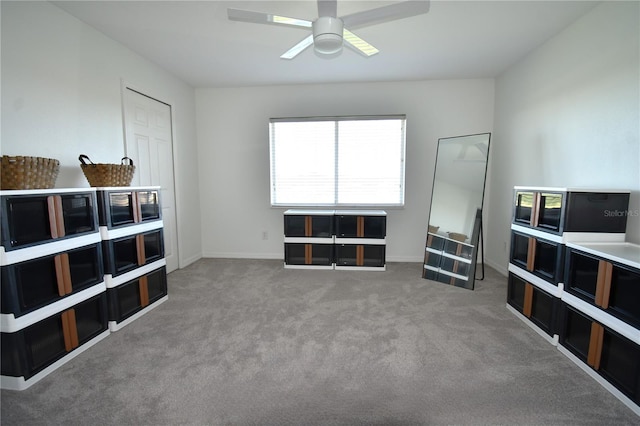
[1,156,60,190]
[79,155,135,187]
[448,232,467,242]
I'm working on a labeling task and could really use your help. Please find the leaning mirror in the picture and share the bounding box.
[422,133,491,290]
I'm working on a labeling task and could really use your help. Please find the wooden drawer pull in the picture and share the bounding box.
[587,322,604,370]
[62,309,79,352]
[139,276,150,308]
[136,234,146,266]
[523,283,533,318]
[54,253,72,296]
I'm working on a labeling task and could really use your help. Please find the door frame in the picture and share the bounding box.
[119,78,181,269]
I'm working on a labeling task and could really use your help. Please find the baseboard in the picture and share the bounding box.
[485,258,508,276]
[201,252,283,260]
[179,253,202,269]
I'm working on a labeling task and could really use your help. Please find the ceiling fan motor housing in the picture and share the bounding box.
[313,16,344,54]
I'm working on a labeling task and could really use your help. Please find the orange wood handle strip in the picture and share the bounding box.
[54,255,66,297]
[356,245,364,266]
[532,192,541,227]
[305,244,312,264]
[601,262,613,309]
[139,276,150,307]
[587,322,604,369]
[305,216,312,237]
[526,237,536,272]
[136,234,146,266]
[357,217,364,238]
[47,196,59,239]
[61,310,79,352]
[54,195,65,238]
[595,260,608,307]
[60,253,72,295]
[523,283,533,318]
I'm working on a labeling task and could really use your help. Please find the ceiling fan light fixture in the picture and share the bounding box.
[313,16,344,55]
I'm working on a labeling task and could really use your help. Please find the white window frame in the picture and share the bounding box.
[269,115,406,207]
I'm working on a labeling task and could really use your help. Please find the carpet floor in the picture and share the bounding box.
[1,259,638,425]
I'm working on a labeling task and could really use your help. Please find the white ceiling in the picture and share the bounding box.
[52,0,599,88]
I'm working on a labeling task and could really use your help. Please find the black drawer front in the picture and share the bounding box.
[565,248,599,303]
[335,215,385,239]
[283,215,333,238]
[97,190,161,229]
[103,229,164,277]
[559,304,640,404]
[564,192,630,233]
[138,190,161,222]
[1,244,104,317]
[1,293,107,380]
[335,244,385,267]
[107,267,168,323]
[510,231,564,284]
[1,193,97,250]
[512,190,629,234]
[284,243,333,266]
[507,272,527,312]
[530,286,557,336]
[559,304,592,362]
[608,264,640,328]
[599,330,640,403]
[565,248,640,328]
[507,272,558,337]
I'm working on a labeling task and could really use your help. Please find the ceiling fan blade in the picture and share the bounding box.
[341,0,430,29]
[280,35,314,59]
[343,29,379,57]
[228,8,312,29]
[317,0,338,18]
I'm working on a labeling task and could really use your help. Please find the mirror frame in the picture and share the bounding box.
[422,132,491,290]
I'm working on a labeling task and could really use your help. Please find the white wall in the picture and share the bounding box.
[1,1,203,268]
[486,1,640,274]
[196,80,495,261]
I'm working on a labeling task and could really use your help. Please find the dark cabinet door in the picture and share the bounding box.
[507,272,557,337]
[1,244,103,317]
[513,191,535,226]
[138,190,161,222]
[107,192,135,227]
[108,267,168,324]
[2,196,53,248]
[561,304,640,404]
[103,230,164,277]
[336,215,385,238]
[284,216,305,237]
[565,248,640,328]
[564,192,630,233]
[1,294,107,380]
[510,231,563,284]
[536,192,563,232]
[60,193,96,236]
[335,244,385,267]
[608,263,640,328]
[285,243,333,266]
[1,192,96,250]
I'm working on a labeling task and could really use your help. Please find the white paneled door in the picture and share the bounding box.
[123,88,178,273]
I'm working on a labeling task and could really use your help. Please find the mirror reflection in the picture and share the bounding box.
[423,133,491,290]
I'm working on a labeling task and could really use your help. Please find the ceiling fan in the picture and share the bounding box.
[227,0,431,59]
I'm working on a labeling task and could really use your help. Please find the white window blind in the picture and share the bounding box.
[269,115,406,207]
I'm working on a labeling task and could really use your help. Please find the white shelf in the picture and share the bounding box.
[566,241,640,270]
[0,233,102,266]
[513,186,630,194]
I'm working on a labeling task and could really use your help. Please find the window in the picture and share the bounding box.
[269,115,406,207]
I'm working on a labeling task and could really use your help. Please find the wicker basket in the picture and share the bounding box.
[448,232,467,242]
[1,156,60,190]
[79,155,135,187]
